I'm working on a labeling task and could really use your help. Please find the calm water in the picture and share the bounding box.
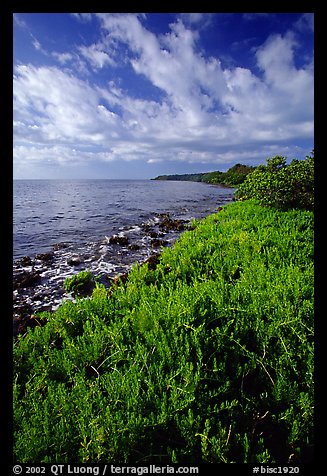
[13,179,235,260]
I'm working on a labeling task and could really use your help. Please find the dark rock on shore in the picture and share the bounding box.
[141,223,153,233]
[157,213,186,232]
[13,270,42,290]
[144,254,160,271]
[18,256,34,266]
[14,312,48,336]
[35,252,54,262]
[109,235,129,246]
[13,301,34,335]
[67,256,83,266]
[151,238,168,248]
[128,243,141,251]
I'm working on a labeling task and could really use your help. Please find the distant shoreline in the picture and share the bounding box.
[151,163,255,187]
[152,176,235,188]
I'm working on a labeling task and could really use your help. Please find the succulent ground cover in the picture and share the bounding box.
[13,199,314,463]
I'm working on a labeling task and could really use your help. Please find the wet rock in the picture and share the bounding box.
[141,223,156,233]
[13,301,34,335]
[158,214,186,232]
[128,243,141,251]
[67,256,83,266]
[109,235,129,246]
[13,270,41,290]
[13,301,33,317]
[35,252,54,262]
[89,253,102,261]
[144,254,160,271]
[12,207,195,336]
[18,256,34,266]
[30,288,54,303]
[151,238,168,248]
[14,312,48,336]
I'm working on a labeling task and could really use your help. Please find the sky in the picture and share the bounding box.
[13,12,314,179]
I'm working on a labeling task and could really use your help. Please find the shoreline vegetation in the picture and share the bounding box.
[13,155,314,463]
[152,163,255,187]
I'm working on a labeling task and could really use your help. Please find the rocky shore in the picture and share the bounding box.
[13,212,190,336]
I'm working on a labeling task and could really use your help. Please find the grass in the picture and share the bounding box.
[13,200,314,464]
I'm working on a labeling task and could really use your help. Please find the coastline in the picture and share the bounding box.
[13,199,314,463]
[13,202,234,336]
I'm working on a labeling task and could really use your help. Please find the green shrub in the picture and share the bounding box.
[64,270,95,297]
[235,154,314,210]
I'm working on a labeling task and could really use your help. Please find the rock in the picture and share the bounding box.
[158,214,185,232]
[109,235,129,246]
[13,302,33,317]
[35,252,54,262]
[18,256,34,266]
[98,274,113,286]
[141,223,153,233]
[144,254,160,271]
[90,253,102,261]
[14,312,48,336]
[13,270,41,290]
[67,256,83,266]
[128,243,140,251]
[30,288,55,302]
[151,238,168,248]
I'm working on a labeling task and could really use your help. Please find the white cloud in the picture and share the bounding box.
[52,51,74,64]
[78,43,116,69]
[97,14,227,129]
[13,64,123,144]
[255,33,313,121]
[13,14,314,177]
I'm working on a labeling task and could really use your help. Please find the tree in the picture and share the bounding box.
[235,154,314,211]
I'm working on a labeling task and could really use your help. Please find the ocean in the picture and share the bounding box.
[13,179,235,328]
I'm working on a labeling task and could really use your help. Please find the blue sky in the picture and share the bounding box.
[13,13,314,179]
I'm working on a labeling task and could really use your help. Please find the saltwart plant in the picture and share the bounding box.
[13,200,314,464]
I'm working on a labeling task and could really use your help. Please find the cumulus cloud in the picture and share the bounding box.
[13,64,123,144]
[13,13,313,177]
[255,33,313,121]
[97,14,313,141]
[78,43,116,69]
[98,14,227,128]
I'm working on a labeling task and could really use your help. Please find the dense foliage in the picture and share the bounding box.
[153,163,255,187]
[13,201,313,464]
[235,154,314,210]
[64,270,95,297]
